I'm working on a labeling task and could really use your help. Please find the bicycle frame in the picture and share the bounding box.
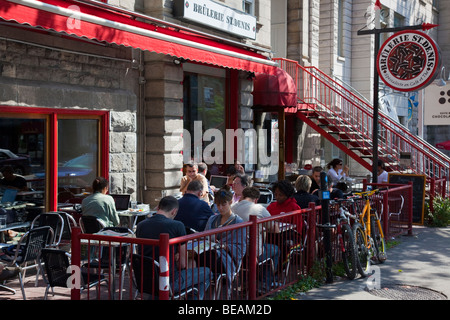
[353,190,385,245]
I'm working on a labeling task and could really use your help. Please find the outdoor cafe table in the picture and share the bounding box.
[118,209,155,230]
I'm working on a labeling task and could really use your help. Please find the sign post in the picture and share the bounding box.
[357,0,438,182]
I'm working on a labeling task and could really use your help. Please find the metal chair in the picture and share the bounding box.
[41,248,108,300]
[79,215,106,234]
[283,219,308,285]
[55,211,78,243]
[389,195,405,221]
[3,226,53,299]
[31,212,65,248]
[132,253,197,300]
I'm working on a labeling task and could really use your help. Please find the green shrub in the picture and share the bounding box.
[427,196,450,227]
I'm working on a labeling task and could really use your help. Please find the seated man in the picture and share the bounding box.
[309,166,344,199]
[180,163,210,205]
[0,262,20,281]
[136,196,211,300]
[175,180,215,232]
[232,186,280,289]
[0,166,27,191]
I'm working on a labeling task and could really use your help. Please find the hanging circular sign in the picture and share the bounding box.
[377,30,441,92]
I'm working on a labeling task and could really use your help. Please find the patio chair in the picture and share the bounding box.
[79,215,106,234]
[41,248,108,300]
[31,212,65,248]
[3,226,53,299]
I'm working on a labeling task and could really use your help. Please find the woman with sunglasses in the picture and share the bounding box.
[326,158,349,187]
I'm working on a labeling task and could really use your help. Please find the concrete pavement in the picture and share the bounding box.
[296,225,450,300]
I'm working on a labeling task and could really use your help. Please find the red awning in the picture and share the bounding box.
[252,67,298,107]
[0,0,278,75]
[436,141,450,150]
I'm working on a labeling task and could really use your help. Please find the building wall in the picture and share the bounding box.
[138,0,271,205]
[0,24,140,197]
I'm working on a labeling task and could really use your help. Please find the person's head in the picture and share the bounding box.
[226,165,237,179]
[377,160,385,173]
[197,162,207,175]
[186,180,204,198]
[92,177,109,193]
[272,180,295,204]
[295,175,312,193]
[157,196,179,219]
[311,166,323,184]
[185,163,198,179]
[327,158,343,170]
[0,166,14,180]
[242,186,260,203]
[232,174,251,196]
[214,186,233,215]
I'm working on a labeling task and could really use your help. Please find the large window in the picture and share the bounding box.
[0,107,108,211]
[57,119,99,194]
[183,71,226,170]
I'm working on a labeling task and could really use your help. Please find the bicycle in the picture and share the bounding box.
[317,198,358,280]
[351,189,387,277]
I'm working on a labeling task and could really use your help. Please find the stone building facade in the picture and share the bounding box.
[0,0,274,209]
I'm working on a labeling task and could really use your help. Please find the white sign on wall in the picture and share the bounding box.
[174,0,257,40]
[424,83,450,125]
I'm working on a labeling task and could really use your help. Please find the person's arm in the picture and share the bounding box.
[178,243,187,269]
[342,165,350,177]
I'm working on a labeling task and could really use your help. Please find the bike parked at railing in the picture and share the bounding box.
[351,189,387,277]
[317,198,358,280]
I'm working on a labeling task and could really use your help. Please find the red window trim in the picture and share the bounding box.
[0,106,109,211]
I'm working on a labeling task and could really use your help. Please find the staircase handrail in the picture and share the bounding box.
[274,57,450,178]
[327,72,450,162]
[304,64,450,168]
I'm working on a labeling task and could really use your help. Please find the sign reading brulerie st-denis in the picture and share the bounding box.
[173,0,257,40]
[377,30,441,92]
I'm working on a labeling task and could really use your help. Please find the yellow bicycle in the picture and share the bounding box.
[351,189,387,277]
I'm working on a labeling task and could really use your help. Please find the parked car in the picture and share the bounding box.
[35,153,96,187]
[0,148,31,175]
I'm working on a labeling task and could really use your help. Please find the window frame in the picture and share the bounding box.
[0,106,109,211]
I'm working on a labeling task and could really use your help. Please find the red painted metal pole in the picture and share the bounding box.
[159,233,170,300]
[71,227,82,300]
[383,191,389,239]
[248,215,258,300]
[408,182,413,235]
[307,203,317,273]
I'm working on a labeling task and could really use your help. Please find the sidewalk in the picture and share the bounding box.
[296,225,450,300]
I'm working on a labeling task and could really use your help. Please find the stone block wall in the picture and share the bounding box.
[0,28,139,198]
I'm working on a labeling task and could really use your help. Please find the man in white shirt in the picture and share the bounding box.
[180,162,210,204]
[377,160,389,183]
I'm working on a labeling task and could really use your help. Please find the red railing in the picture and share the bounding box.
[70,206,318,300]
[274,57,450,184]
[69,188,413,300]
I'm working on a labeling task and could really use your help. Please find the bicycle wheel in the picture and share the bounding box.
[353,222,370,277]
[371,218,387,263]
[341,223,357,280]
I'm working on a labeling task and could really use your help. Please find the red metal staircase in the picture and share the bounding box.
[275,58,450,181]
